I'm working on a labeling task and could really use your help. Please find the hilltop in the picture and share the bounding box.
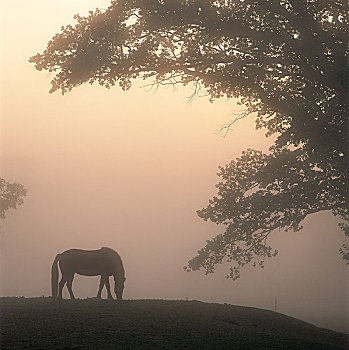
[1,297,347,349]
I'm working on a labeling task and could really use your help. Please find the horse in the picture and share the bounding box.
[51,247,125,300]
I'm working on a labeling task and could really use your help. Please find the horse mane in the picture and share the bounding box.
[101,247,115,252]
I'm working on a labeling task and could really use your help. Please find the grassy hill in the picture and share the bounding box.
[1,297,347,349]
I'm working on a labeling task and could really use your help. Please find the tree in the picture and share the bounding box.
[30,0,348,278]
[0,178,27,220]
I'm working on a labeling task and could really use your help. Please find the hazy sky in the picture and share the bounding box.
[1,0,348,333]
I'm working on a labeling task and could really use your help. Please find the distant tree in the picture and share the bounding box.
[0,178,27,220]
[30,0,348,278]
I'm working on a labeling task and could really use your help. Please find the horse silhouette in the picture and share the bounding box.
[51,247,125,300]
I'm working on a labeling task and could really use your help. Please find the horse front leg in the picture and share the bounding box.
[105,276,113,299]
[97,275,105,298]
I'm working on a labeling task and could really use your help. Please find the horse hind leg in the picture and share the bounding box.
[58,275,66,299]
[66,273,75,300]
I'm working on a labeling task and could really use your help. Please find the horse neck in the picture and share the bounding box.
[113,258,125,279]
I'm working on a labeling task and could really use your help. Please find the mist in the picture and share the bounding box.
[1,0,348,334]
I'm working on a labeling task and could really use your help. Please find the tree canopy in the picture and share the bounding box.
[0,178,27,220]
[30,0,348,278]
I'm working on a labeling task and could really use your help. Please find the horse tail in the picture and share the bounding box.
[51,254,61,297]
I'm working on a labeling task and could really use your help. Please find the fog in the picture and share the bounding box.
[1,0,348,334]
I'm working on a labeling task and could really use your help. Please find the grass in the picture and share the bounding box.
[1,297,347,349]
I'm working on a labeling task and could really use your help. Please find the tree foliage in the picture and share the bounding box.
[0,178,27,220]
[30,0,348,278]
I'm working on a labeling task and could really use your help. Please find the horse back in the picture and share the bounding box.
[59,248,122,276]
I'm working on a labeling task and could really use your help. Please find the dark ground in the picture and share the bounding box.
[0,297,347,349]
